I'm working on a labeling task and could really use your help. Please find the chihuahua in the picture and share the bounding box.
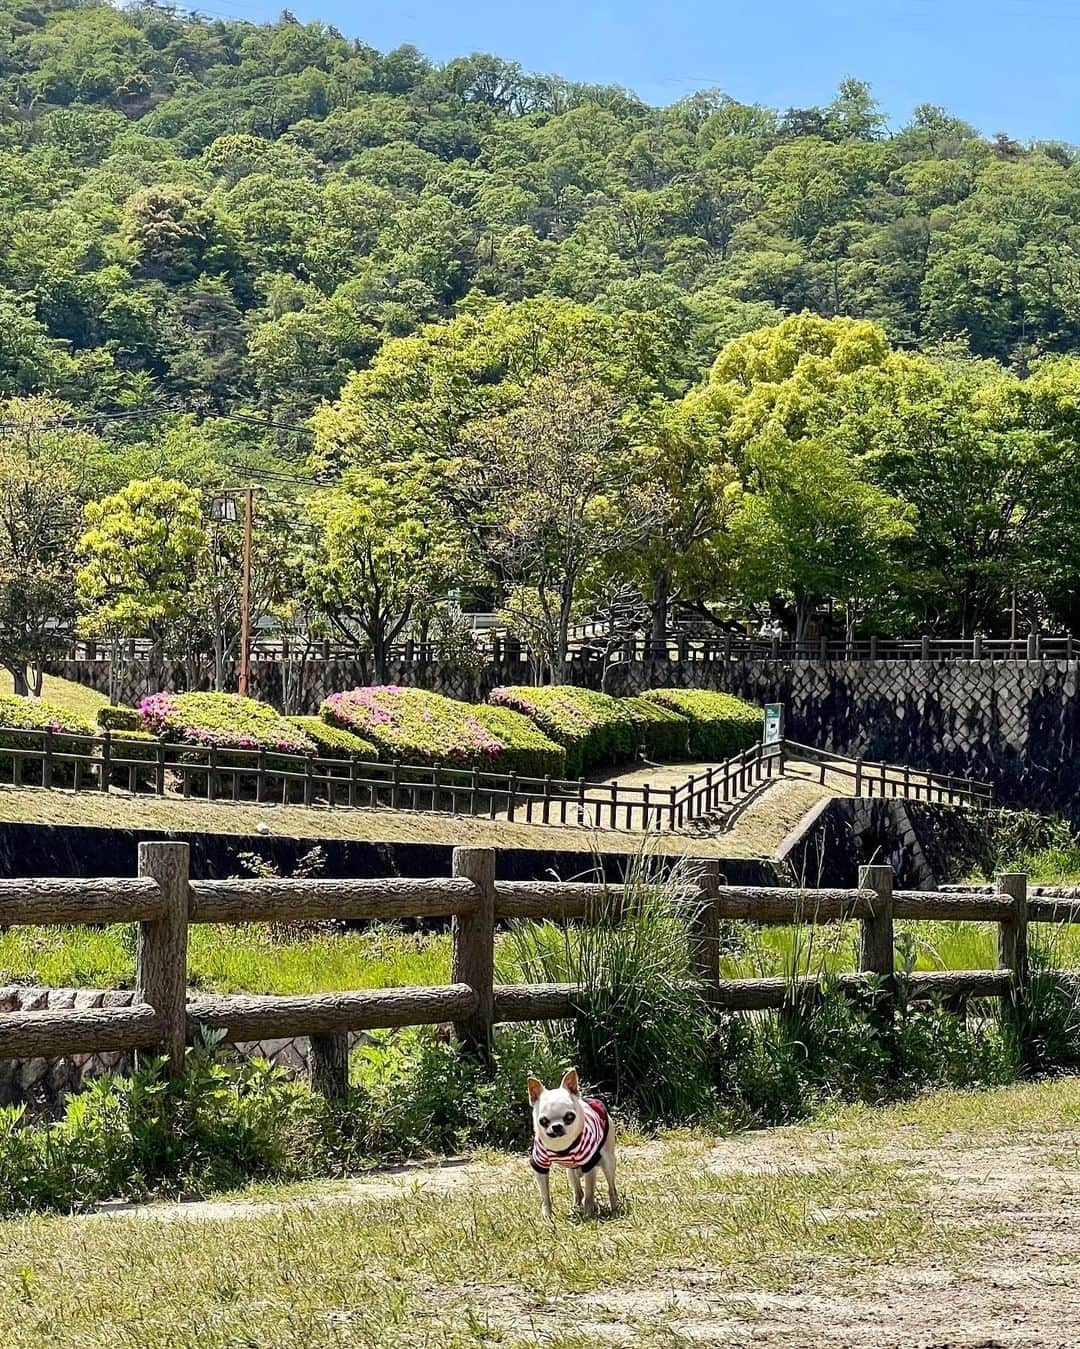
[527,1068,618,1219]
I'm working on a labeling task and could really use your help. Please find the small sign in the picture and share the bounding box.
[763,703,784,746]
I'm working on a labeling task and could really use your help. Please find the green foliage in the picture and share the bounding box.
[467,703,568,778]
[503,854,719,1124]
[322,685,565,775]
[487,685,638,776]
[76,478,206,644]
[138,692,315,755]
[97,705,142,732]
[641,688,763,758]
[621,695,691,760]
[0,692,94,784]
[288,716,378,762]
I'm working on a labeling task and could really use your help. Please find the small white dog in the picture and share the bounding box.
[527,1068,618,1219]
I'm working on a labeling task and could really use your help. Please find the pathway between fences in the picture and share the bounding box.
[0,845,1057,1103]
[0,731,993,831]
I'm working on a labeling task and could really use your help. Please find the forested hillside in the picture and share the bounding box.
[0,0,1079,689]
[3,0,1079,410]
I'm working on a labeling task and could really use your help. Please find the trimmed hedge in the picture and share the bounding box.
[469,703,566,778]
[321,686,565,776]
[0,695,96,785]
[289,717,378,762]
[641,688,763,759]
[138,693,315,755]
[487,686,637,777]
[97,705,142,732]
[622,695,691,761]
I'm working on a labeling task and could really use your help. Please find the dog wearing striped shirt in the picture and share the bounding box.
[527,1068,618,1220]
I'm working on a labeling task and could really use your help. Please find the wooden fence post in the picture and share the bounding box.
[309,1030,349,1101]
[451,846,495,1063]
[688,859,720,996]
[858,864,894,1015]
[100,728,111,793]
[997,871,1029,1028]
[136,841,189,1072]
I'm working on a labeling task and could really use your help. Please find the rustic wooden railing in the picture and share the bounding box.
[65,629,1077,667]
[0,848,1050,1103]
[0,730,992,825]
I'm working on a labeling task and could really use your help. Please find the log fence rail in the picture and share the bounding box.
[0,847,1052,1100]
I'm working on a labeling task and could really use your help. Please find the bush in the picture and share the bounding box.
[106,728,158,788]
[469,703,566,778]
[289,716,378,762]
[0,694,96,786]
[139,693,315,754]
[97,705,142,732]
[487,686,637,777]
[641,688,763,759]
[321,686,564,775]
[621,695,691,761]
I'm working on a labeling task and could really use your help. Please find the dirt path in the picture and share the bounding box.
[94,1089,1080,1347]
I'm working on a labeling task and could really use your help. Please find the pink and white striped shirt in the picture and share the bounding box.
[531,1097,610,1174]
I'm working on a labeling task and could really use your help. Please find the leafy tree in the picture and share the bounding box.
[76,477,206,660]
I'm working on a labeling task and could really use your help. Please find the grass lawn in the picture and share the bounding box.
[5,1077,1080,1347]
[0,671,111,721]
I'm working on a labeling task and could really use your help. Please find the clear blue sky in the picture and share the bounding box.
[217,0,1080,144]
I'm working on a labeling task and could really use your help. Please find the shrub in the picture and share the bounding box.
[321,686,564,775]
[107,728,158,788]
[641,688,762,759]
[487,685,637,776]
[622,695,691,761]
[0,694,96,786]
[289,716,378,762]
[139,693,315,755]
[97,705,142,732]
[469,703,566,778]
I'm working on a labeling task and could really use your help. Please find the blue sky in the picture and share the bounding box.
[216,0,1080,144]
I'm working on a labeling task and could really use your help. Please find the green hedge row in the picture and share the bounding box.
[289,717,378,762]
[487,686,638,777]
[321,686,566,778]
[621,696,691,761]
[641,688,763,759]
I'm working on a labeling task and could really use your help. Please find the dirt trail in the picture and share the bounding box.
[99,1113,1080,1346]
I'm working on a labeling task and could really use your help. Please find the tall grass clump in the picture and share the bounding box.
[501,848,718,1125]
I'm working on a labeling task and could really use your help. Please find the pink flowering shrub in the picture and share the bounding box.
[488,686,638,776]
[0,693,96,785]
[138,693,316,756]
[321,686,565,777]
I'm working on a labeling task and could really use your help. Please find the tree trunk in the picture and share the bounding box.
[9,665,28,696]
[794,595,815,646]
[650,567,670,648]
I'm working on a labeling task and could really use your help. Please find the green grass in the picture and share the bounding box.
[7,915,1080,995]
[0,1136,978,1349]
[0,924,453,995]
[0,672,112,721]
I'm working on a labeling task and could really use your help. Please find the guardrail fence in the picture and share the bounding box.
[0,846,1056,1104]
[64,629,1078,668]
[0,731,993,827]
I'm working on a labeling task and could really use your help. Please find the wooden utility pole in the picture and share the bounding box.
[239,486,253,698]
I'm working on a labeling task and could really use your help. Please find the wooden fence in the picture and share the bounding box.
[0,731,993,826]
[64,630,1077,668]
[0,847,1055,1103]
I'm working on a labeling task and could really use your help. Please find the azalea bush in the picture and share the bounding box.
[488,685,637,776]
[0,694,96,785]
[641,689,763,759]
[622,695,691,761]
[289,716,378,762]
[96,705,143,732]
[468,703,566,778]
[321,686,564,776]
[138,693,315,755]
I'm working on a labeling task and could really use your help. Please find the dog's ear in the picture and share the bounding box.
[527,1076,545,1104]
[560,1067,580,1095]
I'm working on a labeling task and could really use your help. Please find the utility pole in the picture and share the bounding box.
[239,486,253,698]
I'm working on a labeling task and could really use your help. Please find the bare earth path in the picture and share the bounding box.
[8,1079,1078,1348]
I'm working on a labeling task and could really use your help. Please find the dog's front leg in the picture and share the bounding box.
[582,1166,597,1219]
[568,1167,584,1210]
[599,1146,618,1212]
[534,1168,552,1220]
